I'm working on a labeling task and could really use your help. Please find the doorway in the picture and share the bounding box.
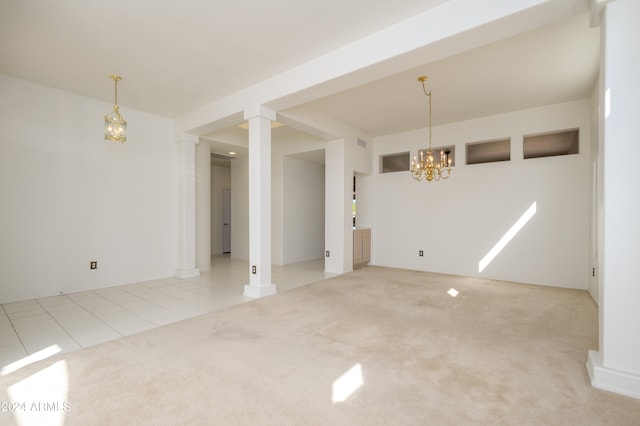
[223,188,231,254]
[210,161,232,258]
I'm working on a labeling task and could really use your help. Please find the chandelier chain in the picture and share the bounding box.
[109,74,121,112]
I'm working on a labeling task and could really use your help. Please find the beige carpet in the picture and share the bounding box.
[1,266,639,425]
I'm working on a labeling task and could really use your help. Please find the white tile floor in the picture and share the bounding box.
[0,255,336,370]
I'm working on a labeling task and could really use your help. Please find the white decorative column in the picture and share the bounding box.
[195,140,211,272]
[586,0,640,400]
[243,106,277,298]
[175,133,200,278]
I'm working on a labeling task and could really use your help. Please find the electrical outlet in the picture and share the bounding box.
[252,265,257,274]
[419,250,424,257]
[326,251,330,257]
[90,261,97,270]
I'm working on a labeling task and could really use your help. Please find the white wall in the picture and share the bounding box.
[210,165,231,255]
[230,158,249,260]
[324,139,350,274]
[373,100,591,289]
[283,157,325,264]
[272,152,284,265]
[271,133,327,265]
[0,74,177,303]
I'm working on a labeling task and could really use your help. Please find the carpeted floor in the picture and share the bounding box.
[1,266,639,425]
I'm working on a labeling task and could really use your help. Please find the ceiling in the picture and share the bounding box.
[303,11,599,135]
[0,0,446,118]
[1,1,599,152]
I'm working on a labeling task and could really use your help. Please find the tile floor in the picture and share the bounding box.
[0,255,335,370]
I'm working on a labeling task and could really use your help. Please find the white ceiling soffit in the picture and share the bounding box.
[301,11,599,137]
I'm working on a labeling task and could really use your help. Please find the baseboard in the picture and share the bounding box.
[243,283,277,299]
[175,268,200,279]
[586,350,640,400]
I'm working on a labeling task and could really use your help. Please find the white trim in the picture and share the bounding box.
[243,283,277,299]
[586,350,640,400]
[175,268,200,279]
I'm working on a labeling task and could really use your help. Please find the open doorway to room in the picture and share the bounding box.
[352,171,372,269]
[222,188,231,253]
[210,152,233,259]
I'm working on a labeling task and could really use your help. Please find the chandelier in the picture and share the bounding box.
[104,74,127,142]
[410,76,451,182]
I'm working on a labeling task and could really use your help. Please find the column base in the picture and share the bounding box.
[243,283,277,299]
[586,350,640,400]
[175,268,200,279]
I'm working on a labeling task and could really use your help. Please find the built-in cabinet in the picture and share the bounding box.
[353,228,371,268]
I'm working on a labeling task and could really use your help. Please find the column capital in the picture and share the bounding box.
[176,132,200,144]
[244,105,276,122]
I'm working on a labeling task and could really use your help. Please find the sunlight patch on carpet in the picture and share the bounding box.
[332,363,363,403]
[8,360,69,425]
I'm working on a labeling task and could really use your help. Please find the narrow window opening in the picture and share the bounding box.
[523,129,579,159]
[466,138,510,165]
[380,152,410,173]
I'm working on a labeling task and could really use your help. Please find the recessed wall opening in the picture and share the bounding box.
[417,145,456,167]
[380,152,410,173]
[466,138,510,165]
[523,128,579,159]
